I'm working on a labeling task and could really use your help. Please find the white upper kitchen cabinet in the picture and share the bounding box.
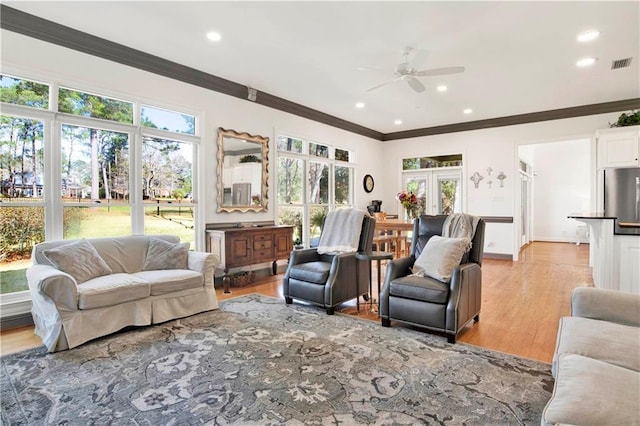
[596,126,640,169]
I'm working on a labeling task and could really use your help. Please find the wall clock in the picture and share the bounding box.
[363,174,374,193]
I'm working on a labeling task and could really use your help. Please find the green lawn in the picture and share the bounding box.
[1,208,197,295]
[0,269,29,294]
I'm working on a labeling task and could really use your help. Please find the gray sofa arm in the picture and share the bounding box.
[27,264,78,311]
[287,248,320,266]
[379,256,415,318]
[384,255,416,284]
[323,252,358,304]
[446,263,482,333]
[571,287,640,327]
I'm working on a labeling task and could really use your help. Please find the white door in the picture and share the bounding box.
[403,169,462,217]
[520,171,532,247]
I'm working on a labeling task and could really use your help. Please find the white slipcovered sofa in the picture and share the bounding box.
[27,235,219,352]
[541,287,640,425]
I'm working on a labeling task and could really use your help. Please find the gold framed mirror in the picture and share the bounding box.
[216,127,269,212]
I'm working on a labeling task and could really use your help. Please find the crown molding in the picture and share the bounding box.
[0,5,383,141]
[2,5,638,142]
[382,98,640,141]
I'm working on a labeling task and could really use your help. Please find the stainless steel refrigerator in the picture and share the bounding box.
[232,182,251,205]
[604,167,640,235]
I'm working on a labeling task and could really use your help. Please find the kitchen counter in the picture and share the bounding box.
[568,214,639,294]
[567,212,616,220]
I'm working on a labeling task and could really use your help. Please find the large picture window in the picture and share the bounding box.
[276,134,354,247]
[0,74,200,305]
[0,115,46,295]
[61,123,132,239]
[142,136,194,246]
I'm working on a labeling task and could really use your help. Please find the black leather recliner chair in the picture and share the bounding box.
[283,214,375,314]
[379,214,485,343]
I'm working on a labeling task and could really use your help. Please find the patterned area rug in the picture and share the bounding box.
[1,294,553,425]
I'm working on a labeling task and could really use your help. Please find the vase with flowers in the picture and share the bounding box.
[397,190,419,221]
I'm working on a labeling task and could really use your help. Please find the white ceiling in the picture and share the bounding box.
[6,1,640,134]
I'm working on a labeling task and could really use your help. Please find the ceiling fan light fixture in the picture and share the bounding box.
[576,57,597,67]
[437,85,448,92]
[577,30,600,43]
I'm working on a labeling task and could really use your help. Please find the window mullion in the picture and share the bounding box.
[0,102,55,121]
[46,118,63,240]
[130,131,144,234]
[142,127,199,144]
[55,112,136,134]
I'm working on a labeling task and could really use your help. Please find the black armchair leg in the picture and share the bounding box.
[381,318,391,327]
[447,334,457,344]
[285,297,293,304]
[326,307,335,315]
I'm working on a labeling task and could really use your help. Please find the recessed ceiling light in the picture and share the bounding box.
[577,30,600,43]
[206,31,222,42]
[436,85,448,92]
[355,102,365,109]
[394,119,403,125]
[463,108,473,114]
[576,57,597,67]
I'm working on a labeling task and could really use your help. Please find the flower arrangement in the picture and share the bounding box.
[397,190,418,210]
[251,194,261,205]
[397,190,425,220]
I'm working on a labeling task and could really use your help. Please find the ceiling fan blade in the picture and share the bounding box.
[357,66,385,72]
[407,77,426,93]
[366,77,402,92]
[414,66,465,77]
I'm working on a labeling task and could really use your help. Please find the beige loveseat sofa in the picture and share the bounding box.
[27,235,219,352]
[541,287,640,425]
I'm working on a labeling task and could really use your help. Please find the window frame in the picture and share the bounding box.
[0,76,202,314]
[276,133,355,247]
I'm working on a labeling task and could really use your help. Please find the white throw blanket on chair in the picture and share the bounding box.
[442,213,480,250]
[317,208,367,254]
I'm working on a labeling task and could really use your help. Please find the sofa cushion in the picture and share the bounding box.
[389,275,450,304]
[288,261,331,284]
[143,238,190,271]
[133,269,203,295]
[43,240,113,284]
[412,235,470,283]
[552,316,640,376]
[77,273,150,309]
[542,353,640,426]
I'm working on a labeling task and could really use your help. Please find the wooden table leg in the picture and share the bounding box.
[223,269,231,294]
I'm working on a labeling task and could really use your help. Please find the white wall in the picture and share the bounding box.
[1,31,384,251]
[1,30,625,258]
[379,116,620,258]
[528,139,592,243]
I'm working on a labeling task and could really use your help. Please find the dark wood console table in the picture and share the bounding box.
[206,223,293,292]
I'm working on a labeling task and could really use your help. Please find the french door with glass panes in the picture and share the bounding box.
[402,169,462,218]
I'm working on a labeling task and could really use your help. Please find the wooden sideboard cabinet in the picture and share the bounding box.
[206,224,293,290]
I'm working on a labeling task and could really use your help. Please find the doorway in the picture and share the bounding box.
[516,138,592,251]
[519,161,534,248]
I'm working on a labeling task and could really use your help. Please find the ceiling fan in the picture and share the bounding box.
[365,48,465,93]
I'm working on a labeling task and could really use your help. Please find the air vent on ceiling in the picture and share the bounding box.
[611,57,632,69]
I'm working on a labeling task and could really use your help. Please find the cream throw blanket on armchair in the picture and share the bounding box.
[317,208,368,254]
[442,213,480,250]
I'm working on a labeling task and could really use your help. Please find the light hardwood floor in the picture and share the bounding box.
[0,241,592,362]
